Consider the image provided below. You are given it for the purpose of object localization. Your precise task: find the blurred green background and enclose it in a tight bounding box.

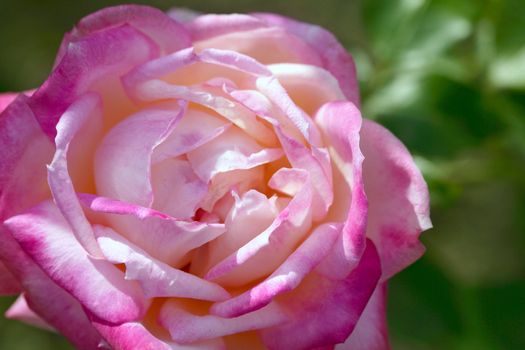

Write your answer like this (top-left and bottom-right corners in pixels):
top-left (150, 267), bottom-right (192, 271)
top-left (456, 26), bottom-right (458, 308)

top-left (1, 0), bottom-right (524, 349)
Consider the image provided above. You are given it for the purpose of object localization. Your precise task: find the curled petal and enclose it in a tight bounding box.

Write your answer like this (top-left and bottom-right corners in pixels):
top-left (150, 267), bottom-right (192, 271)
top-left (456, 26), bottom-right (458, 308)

top-left (95, 225), bottom-right (230, 302)
top-left (160, 300), bottom-right (287, 344)
top-left (211, 222), bottom-right (341, 317)
top-left (4, 200), bottom-right (147, 324)
top-left (259, 240), bottom-right (381, 350)
top-left (361, 120), bottom-right (432, 279)
top-left (94, 103), bottom-right (184, 207)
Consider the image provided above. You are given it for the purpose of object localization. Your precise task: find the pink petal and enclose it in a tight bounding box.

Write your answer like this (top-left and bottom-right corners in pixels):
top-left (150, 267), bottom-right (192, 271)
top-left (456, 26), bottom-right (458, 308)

top-left (30, 24), bottom-right (159, 138)
top-left (259, 240), bottom-right (381, 349)
top-left (274, 126), bottom-right (333, 222)
top-left (336, 284), bottom-right (390, 350)
top-left (47, 93), bottom-right (104, 257)
top-left (198, 190), bottom-right (279, 276)
top-left (314, 101), bottom-right (368, 279)
top-left (95, 225), bottom-right (230, 302)
top-left (159, 300), bottom-right (287, 344)
top-left (268, 63), bottom-right (345, 115)
top-left (0, 227), bottom-right (102, 349)
top-left (94, 103), bottom-right (184, 208)
top-left (205, 168), bottom-right (313, 286)
top-left (4, 200), bottom-right (147, 324)
top-left (0, 92), bottom-right (18, 112)
top-left (93, 321), bottom-right (172, 350)
top-left (361, 120), bottom-right (432, 279)
top-left (0, 95), bottom-right (53, 220)
top-left (79, 194), bottom-right (225, 267)
top-left (254, 13), bottom-right (360, 106)
top-left (0, 261), bottom-right (20, 295)
top-left (210, 222), bottom-right (341, 317)
top-left (194, 27), bottom-right (323, 67)
top-left (5, 294), bottom-right (54, 331)
top-left (187, 127), bottom-right (283, 183)
top-left (74, 5), bottom-right (190, 55)
top-left (184, 14), bottom-right (266, 41)
top-left (151, 158), bottom-right (208, 219)
top-left (152, 108), bottom-right (230, 164)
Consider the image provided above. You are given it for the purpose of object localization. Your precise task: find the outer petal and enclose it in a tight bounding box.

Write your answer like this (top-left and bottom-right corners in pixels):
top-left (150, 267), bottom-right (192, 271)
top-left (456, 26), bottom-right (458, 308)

top-left (259, 240), bottom-right (381, 350)
top-left (72, 5), bottom-right (190, 55)
top-left (336, 284), bottom-right (390, 350)
top-left (5, 294), bottom-right (54, 331)
top-left (183, 14), bottom-right (266, 41)
top-left (361, 120), bottom-right (432, 279)
top-left (0, 95), bottom-right (53, 220)
top-left (314, 101), bottom-right (367, 279)
top-left (4, 200), bottom-right (147, 324)
top-left (29, 24), bottom-right (159, 138)
top-left (0, 92), bottom-right (18, 112)
top-left (0, 261), bottom-right (20, 295)
top-left (0, 227), bottom-right (102, 349)
top-left (254, 13), bottom-right (360, 106)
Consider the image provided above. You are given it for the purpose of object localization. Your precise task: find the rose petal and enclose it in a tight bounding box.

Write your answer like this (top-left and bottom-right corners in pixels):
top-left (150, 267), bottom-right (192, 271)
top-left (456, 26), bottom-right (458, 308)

top-left (0, 261), bottom-right (20, 295)
top-left (30, 24), bottom-right (160, 138)
top-left (151, 158), bottom-right (208, 219)
top-left (211, 222), bottom-right (341, 317)
top-left (160, 300), bottom-right (286, 344)
top-left (254, 13), bottom-right (360, 106)
top-left (205, 168), bottom-right (312, 286)
top-left (259, 240), bottom-right (381, 349)
top-left (0, 92), bottom-right (18, 112)
top-left (187, 127), bottom-right (283, 183)
top-left (4, 200), bottom-right (147, 324)
top-left (152, 108), bottom-right (230, 164)
top-left (95, 224), bottom-right (230, 302)
top-left (0, 95), bottom-right (53, 220)
top-left (47, 93), bottom-right (104, 257)
top-left (361, 120), bottom-right (432, 279)
top-left (94, 103), bottom-right (184, 208)
top-left (194, 27), bottom-right (323, 67)
top-left (314, 101), bottom-right (368, 279)
top-left (79, 194), bottom-right (225, 267)
top-left (336, 284), bottom-right (390, 350)
top-left (268, 63), bottom-right (345, 115)
top-left (0, 227), bottom-right (102, 349)
top-left (184, 14), bottom-right (266, 41)
top-left (5, 294), bottom-right (54, 331)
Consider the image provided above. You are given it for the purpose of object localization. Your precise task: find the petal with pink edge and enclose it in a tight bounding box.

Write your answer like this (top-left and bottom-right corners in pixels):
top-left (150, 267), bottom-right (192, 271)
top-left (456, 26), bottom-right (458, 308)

top-left (94, 321), bottom-right (226, 350)
top-left (183, 14), bottom-right (266, 41)
top-left (314, 101), bottom-right (368, 280)
top-left (205, 168), bottom-right (313, 287)
top-left (5, 294), bottom-right (54, 331)
top-left (79, 194), bottom-right (225, 267)
top-left (0, 92), bottom-right (18, 112)
top-left (0, 95), bottom-right (53, 220)
top-left (0, 261), bottom-right (20, 295)
top-left (4, 200), bottom-right (147, 324)
top-left (361, 120), bottom-right (432, 279)
top-left (47, 93), bottom-right (104, 257)
top-left (210, 222), bottom-right (341, 317)
top-left (0, 227), bottom-right (102, 349)
top-left (94, 103), bottom-right (184, 207)
top-left (30, 24), bottom-right (159, 138)
top-left (336, 284), bottom-right (390, 350)
top-left (254, 13), bottom-right (360, 106)
top-left (259, 240), bottom-right (381, 350)
top-left (95, 224), bottom-right (230, 302)
top-left (160, 300), bottom-right (286, 344)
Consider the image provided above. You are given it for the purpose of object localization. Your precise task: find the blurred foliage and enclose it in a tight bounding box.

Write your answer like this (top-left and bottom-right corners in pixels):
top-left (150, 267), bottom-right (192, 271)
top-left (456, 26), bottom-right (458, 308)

top-left (1, 0), bottom-right (524, 349)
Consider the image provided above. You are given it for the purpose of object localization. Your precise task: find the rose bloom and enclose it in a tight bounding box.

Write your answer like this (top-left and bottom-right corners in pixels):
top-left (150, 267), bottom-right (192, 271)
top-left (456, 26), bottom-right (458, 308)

top-left (0, 5), bottom-right (431, 350)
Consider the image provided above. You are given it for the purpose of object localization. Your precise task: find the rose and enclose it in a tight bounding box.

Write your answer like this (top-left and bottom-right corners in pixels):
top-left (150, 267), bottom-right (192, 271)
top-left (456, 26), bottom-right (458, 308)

top-left (0, 5), bottom-right (431, 349)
